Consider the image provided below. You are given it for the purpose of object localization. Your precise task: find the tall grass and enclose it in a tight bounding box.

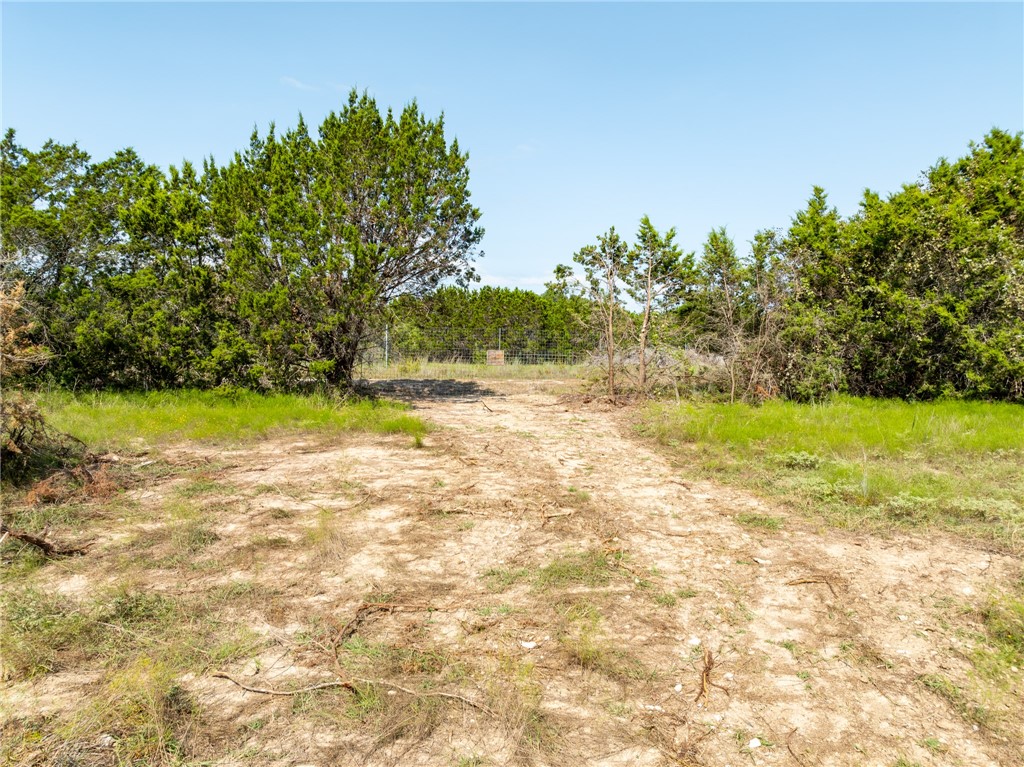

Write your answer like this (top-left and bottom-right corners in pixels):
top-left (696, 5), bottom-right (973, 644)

top-left (642, 396), bottom-right (1024, 549)
top-left (39, 389), bottom-right (426, 450)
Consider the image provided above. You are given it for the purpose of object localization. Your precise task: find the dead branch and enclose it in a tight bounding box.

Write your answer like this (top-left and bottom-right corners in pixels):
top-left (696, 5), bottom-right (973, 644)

top-left (213, 672), bottom-right (355, 696)
top-left (0, 520), bottom-right (87, 557)
top-left (786, 577), bottom-right (838, 598)
top-left (212, 671), bottom-right (494, 715)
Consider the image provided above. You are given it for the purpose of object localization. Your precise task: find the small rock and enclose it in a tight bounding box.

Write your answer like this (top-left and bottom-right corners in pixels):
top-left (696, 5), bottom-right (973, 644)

top-left (674, 683), bottom-right (683, 692)
top-left (752, 557), bottom-right (771, 565)
top-left (688, 636), bottom-right (702, 647)
top-left (963, 586), bottom-right (974, 596)
top-left (747, 737), bottom-right (761, 750)
top-left (723, 672), bottom-right (734, 681)
top-left (387, 690), bottom-right (397, 696)
top-left (898, 615), bottom-right (908, 621)
top-left (98, 734), bottom-right (115, 748)
top-left (520, 641), bottom-right (538, 650)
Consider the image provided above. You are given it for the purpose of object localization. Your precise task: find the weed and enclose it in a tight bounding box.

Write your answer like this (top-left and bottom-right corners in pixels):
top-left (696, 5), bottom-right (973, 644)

top-left (919, 673), bottom-right (990, 726)
top-left (536, 550), bottom-right (614, 589)
top-left (919, 737), bottom-right (947, 753)
top-left (736, 513), bottom-right (783, 531)
top-left (481, 567), bottom-right (530, 591)
top-left (172, 520), bottom-right (220, 554)
top-left (892, 758), bottom-right (922, 767)
top-left (0, 586), bottom-right (95, 677)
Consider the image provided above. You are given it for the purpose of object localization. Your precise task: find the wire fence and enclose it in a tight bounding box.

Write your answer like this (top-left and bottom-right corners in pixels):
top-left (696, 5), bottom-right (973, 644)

top-left (356, 326), bottom-right (602, 378)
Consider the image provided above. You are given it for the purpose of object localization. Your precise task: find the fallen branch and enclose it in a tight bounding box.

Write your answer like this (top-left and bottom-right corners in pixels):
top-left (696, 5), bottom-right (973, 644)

top-left (0, 521), bottom-right (87, 557)
top-left (336, 601), bottom-right (436, 643)
top-left (786, 577), bottom-right (838, 598)
top-left (213, 672), bottom-right (354, 696)
top-left (213, 671), bottom-right (494, 715)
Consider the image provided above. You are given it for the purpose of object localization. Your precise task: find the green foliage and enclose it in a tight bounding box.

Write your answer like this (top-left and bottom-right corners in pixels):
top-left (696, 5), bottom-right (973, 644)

top-left (774, 130), bottom-right (1024, 401)
top-left (211, 93), bottom-right (482, 387)
top-left (387, 285), bottom-right (596, 363)
top-left (1, 92), bottom-right (481, 391)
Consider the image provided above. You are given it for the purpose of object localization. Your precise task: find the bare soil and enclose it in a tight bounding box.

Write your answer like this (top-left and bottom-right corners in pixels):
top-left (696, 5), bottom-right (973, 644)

top-left (3, 380), bottom-right (1022, 766)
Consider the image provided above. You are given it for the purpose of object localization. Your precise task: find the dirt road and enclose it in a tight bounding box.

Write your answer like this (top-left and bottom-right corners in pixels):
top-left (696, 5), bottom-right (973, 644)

top-left (7, 380), bottom-right (1021, 766)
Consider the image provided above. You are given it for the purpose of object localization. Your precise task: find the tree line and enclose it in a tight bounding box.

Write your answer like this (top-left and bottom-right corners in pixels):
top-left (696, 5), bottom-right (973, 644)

top-left (1, 92), bottom-right (481, 390)
top-left (560, 129), bottom-right (1023, 401)
top-left (1, 98), bottom-right (1021, 401)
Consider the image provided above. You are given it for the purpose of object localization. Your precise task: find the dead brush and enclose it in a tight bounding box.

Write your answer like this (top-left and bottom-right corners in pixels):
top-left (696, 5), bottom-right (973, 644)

top-left (24, 462), bottom-right (118, 506)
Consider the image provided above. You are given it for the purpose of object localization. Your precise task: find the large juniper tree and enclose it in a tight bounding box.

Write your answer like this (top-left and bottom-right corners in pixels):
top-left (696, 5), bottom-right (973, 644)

top-left (211, 92), bottom-right (483, 387)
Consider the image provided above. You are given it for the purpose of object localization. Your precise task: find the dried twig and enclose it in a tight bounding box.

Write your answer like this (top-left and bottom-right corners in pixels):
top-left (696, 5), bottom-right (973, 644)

top-left (213, 672), bottom-right (354, 696)
top-left (695, 647), bottom-right (714, 703)
top-left (786, 577), bottom-right (838, 598)
top-left (213, 671), bottom-right (493, 714)
top-left (785, 727), bottom-right (810, 767)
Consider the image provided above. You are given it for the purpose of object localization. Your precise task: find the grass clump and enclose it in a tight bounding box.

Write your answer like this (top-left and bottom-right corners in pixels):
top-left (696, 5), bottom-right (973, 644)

top-left (39, 389), bottom-right (427, 451)
top-left (918, 673), bottom-right (990, 727)
top-left (736, 512), bottom-right (783, 531)
top-left (642, 396), bottom-right (1024, 549)
top-left (536, 550), bottom-right (616, 590)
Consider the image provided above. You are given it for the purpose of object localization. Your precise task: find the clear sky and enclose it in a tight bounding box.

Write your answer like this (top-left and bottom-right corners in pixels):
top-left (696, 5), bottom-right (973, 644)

top-left (3, 2), bottom-right (1022, 289)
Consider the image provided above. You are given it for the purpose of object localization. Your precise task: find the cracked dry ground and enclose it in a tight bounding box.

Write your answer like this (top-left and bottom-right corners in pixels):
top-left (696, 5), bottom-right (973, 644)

top-left (6, 380), bottom-right (1023, 766)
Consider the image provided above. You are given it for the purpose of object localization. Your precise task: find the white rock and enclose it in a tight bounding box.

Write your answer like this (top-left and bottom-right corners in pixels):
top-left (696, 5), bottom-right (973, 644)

top-left (688, 636), bottom-right (702, 647)
top-left (98, 734), bottom-right (115, 748)
top-left (753, 557), bottom-right (771, 565)
top-left (963, 586), bottom-right (974, 596)
top-left (898, 615), bottom-right (908, 621)
top-left (747, 737), bottom-right (761, 750)
top-left (674, 683), bottom-right (683, 692)
top-left (723, 672), bottom-right (734, 680)
top-left (520, 641), bottom-right (538, 650)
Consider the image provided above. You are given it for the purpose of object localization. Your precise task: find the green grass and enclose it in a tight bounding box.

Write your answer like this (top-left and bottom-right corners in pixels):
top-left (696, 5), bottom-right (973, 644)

top-left (37, 389), bottom-right (427, 450)
top-left (642, 396), bottom-right (1024, 549)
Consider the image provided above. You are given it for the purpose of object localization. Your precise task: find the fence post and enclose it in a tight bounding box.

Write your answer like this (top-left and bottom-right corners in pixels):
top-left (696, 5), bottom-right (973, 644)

top-left (498, 327), bottom-right (503, 351)
top-left (384, 325), bottom-right (389, 367)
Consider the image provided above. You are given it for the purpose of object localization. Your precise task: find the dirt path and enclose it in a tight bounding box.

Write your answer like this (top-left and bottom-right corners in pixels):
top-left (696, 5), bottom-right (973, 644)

top-left (5, 380), bottom-right (1021, 766)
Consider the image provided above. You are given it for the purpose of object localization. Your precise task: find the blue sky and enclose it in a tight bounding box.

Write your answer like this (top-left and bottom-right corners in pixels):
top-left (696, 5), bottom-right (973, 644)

top-left (3, 2), bottom-right (1022, 289)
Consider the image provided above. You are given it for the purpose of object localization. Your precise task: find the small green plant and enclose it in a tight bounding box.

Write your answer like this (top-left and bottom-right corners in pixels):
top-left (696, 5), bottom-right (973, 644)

top-left (919, 737), bottom-right (947, 753)
top-left (536, 550), bottom-right (614, 589)
top-left (481, 567), bottom-right (531, 591)
top-left (779, 451), bottom-right (824, 469)
top-left (736, 513), bottom-right (783, 531)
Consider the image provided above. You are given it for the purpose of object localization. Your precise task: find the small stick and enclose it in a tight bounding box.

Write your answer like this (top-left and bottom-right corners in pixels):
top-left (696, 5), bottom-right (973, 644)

top-left (785, 727), bottom-right (809, 767)
top-left (695, 647), bottom-right (714, 703)
top-left (786, 577), bottom-right (838, 598)
top-left (543, 510), bottom-right (575, 520)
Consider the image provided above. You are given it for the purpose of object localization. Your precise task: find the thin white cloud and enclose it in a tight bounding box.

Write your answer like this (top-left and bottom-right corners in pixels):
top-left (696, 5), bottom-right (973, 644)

top-left (280, 76), bottom-right (319, 92)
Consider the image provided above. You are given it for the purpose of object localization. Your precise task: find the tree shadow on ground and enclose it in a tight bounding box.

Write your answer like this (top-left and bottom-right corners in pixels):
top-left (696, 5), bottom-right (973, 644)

top-left (359, 378), bottom-right (498, 402)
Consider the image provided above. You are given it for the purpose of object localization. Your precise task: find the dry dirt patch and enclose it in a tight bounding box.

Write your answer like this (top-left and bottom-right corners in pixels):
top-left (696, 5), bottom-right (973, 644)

top-left (2, 380), bottom-right (1021, 767)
